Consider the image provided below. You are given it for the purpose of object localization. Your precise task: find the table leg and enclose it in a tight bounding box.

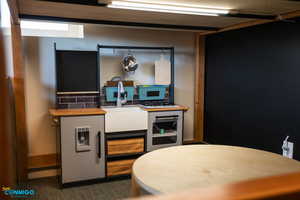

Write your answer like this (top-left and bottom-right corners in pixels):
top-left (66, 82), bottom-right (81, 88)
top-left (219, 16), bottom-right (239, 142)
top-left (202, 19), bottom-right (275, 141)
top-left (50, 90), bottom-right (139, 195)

top-left (131, 175), bottom-right (141, 197)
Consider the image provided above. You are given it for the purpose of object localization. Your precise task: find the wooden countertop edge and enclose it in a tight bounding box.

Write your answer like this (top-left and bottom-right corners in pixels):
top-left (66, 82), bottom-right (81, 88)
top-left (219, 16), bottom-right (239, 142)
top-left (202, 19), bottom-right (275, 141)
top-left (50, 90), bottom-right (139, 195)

top-left (142, 105), bottom-right (189, 112)
top-left (49, 108), bottom-right (106, 117)
top-left (49, 105), bottom-right (188, 117)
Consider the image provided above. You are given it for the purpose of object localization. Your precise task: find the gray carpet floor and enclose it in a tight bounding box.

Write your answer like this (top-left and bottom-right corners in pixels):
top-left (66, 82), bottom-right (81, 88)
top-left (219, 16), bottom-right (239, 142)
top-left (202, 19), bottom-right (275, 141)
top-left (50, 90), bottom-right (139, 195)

top-left (21, 177), bottom-right (132, 200)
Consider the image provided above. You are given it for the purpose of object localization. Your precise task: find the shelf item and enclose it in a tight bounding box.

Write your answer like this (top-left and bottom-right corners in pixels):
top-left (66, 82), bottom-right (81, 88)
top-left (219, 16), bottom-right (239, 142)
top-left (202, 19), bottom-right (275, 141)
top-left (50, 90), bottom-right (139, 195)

top-left (138, 85), bottom-right (168, 101)
top-left (107, 159), bottom-right (136, 177)
top-left (105, 86), bottom-right (135, 102)
top-left (107, 138), bottom-right (144, 156)
top-left (155, 55), bottom-right (171, 85)
top-left (106, 81), bottom-right (134, 87)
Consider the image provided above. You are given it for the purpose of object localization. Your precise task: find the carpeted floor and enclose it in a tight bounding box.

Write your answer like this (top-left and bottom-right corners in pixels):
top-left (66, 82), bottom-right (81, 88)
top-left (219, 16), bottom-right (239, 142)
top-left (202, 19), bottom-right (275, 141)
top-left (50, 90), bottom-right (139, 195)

top-left (21, 177), bottom-right (132, 200)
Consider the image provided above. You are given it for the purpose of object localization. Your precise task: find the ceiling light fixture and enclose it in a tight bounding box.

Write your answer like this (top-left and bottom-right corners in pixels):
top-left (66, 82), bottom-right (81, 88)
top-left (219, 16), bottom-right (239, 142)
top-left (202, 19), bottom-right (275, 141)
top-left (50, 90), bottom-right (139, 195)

top-left (108, 1), bottom-right (230, 16)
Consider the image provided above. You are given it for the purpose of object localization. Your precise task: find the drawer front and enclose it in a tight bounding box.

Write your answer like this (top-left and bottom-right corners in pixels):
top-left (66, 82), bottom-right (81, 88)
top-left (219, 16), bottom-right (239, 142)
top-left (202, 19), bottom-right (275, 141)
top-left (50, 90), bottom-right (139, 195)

top-left (107, 138), bottom-right (144, 155)
top-left (107, 159), bottom-right (135, 176)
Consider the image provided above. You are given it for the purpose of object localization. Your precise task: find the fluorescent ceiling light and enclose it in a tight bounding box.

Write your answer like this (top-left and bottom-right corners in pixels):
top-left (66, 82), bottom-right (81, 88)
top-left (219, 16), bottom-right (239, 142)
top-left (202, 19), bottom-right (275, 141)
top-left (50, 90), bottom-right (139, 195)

top-left (20, 20), bottom-right (69, 31)
top-left (108, 1), bottom-right (230, 16)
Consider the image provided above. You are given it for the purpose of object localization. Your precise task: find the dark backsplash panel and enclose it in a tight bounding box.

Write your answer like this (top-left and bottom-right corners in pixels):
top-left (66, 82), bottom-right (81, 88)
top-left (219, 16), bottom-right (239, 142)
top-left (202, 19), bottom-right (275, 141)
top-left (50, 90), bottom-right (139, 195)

top-left (99, 87), bottom-right (170, 106)
top-left (56, 94), bottom-right (99, 109)
top-left (55, 86), bottom-right (171, 108)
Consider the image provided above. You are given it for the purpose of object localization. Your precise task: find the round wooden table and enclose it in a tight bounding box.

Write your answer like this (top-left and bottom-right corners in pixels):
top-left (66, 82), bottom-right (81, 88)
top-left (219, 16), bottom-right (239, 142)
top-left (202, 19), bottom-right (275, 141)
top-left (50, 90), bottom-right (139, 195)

top-left (131, 145), bottom-right (300, 196)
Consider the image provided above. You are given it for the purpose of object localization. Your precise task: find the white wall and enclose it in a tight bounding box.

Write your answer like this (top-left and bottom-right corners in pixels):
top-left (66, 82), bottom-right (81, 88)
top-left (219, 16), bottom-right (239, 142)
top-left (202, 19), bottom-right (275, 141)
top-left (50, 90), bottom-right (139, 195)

top-left (23, 24), bottom-right (196, 156)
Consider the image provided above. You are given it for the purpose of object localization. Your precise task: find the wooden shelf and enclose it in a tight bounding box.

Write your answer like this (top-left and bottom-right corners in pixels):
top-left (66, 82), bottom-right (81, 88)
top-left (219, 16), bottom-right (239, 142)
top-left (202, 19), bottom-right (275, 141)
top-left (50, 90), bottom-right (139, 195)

top-left (153, 132), bottom-right (177, 138)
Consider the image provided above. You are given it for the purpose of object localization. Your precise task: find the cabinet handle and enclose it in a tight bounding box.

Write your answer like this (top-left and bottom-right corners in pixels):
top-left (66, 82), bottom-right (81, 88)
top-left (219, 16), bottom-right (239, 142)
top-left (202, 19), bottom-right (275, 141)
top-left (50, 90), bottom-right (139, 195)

top-left (98, 131), bottom-right (101, 158)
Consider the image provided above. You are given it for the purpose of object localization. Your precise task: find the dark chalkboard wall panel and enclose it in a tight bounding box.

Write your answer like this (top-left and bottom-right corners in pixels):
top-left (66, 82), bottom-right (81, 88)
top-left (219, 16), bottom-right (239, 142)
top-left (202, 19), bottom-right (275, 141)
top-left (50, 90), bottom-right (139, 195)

top-left (56, 50), bottom-right (98, 92)
top-left (205, 18), bottom-right (300, 160)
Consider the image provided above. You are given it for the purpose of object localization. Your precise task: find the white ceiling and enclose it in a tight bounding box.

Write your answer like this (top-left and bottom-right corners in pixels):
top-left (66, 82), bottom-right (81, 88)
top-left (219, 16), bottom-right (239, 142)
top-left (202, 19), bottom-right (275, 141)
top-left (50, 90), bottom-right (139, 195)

top-left (17, 0), bottom-right (300, 32)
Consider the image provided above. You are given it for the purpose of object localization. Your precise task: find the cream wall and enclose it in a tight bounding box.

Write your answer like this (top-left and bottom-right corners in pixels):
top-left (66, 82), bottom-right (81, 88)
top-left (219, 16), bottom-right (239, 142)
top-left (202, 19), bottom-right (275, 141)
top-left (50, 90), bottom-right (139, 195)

top-left (23, 24), bottom-right (196, 156)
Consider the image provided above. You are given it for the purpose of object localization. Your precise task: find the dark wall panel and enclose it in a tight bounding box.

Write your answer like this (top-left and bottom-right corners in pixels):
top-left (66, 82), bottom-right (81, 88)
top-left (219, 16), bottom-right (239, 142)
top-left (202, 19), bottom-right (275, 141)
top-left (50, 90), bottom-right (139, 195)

top-left (56, 50), bottom-right (98, 92)
top-left (205, 19), bottom-right (300, 160)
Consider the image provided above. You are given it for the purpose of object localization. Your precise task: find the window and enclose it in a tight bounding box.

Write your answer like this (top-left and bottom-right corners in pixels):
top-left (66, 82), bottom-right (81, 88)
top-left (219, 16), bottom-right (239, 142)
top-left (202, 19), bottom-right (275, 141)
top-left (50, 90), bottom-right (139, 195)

top-left (20, 20), bottom-right (84, 38)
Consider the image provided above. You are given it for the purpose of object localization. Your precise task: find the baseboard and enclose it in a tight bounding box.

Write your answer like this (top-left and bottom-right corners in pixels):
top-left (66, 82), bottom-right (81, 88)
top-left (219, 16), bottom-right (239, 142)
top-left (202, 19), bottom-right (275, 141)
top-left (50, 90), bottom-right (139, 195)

top-left (28, 153), bottom-right (59, 171)
top-left (183, 139), bottom-right (208, 145)
top-left (28, 169), bottom-right (58, 180)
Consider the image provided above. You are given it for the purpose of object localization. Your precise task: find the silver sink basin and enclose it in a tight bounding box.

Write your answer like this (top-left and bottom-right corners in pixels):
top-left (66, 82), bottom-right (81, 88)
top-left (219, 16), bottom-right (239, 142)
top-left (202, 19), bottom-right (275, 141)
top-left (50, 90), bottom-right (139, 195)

top-left (102, 106), bottom-right (148, 133)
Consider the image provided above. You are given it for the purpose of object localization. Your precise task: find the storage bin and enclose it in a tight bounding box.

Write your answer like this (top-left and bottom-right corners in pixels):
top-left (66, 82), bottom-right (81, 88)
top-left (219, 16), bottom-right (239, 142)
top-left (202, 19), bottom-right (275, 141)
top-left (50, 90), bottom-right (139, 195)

top-left (138, 85), bottom-right (168, 101)
top-left (105, 87), bottom-right (134, 102)
top-left (107, 137), bottom-right (144, 155)
top-left (107, 159), bottom-right (136, 177)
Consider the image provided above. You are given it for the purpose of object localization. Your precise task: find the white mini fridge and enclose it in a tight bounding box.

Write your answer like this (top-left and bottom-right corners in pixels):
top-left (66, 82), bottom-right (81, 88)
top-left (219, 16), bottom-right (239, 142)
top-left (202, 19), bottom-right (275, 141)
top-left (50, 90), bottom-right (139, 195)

top-left (60, 115), bottom-right (105, 185)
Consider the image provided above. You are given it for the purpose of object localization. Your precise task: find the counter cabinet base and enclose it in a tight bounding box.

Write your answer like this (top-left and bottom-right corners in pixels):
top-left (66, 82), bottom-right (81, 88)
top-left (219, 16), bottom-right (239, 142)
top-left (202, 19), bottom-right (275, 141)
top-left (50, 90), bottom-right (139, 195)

top-left (105, 130), bottom-right (147, 178)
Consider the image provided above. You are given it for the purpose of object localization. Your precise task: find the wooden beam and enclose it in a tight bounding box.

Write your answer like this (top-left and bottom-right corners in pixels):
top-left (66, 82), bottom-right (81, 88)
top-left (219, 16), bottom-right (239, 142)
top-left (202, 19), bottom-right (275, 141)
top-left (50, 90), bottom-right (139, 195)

top-left (0, 18), bottom-right (17, 200)
top-left (131, 172), bottom-right (300, 200)
top-left (6, 0), bottom-right (20, 25)
top-left (11, 22), bottom-right (28, 182)
top-left (194, 34), bottom-right (205, 142)
top-left (199, 10), bottom-right (300, 36)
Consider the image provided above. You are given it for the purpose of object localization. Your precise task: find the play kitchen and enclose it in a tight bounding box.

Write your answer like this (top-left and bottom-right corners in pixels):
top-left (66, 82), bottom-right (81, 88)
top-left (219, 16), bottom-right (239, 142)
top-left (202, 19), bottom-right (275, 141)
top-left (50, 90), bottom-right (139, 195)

top-left (50, 44), bottom-right (188, 187)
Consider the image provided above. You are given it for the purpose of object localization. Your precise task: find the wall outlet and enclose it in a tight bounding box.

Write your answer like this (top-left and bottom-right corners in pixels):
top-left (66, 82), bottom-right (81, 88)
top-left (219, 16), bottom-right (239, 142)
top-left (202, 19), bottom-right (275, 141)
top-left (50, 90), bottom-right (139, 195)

top-left (282, 140), bottom-right (294, 159)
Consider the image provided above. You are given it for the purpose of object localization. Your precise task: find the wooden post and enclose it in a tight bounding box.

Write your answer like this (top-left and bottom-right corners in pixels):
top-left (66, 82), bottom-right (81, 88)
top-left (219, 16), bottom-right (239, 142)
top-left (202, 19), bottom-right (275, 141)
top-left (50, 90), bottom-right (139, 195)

top-left (194, 34), bottom-right (205, 142)
top-left (10, 22), bottom-right (28, 182)
top-left (131, 174), bottom-right (141, 197)
top-left (0, 13), bottom-right (17, 200)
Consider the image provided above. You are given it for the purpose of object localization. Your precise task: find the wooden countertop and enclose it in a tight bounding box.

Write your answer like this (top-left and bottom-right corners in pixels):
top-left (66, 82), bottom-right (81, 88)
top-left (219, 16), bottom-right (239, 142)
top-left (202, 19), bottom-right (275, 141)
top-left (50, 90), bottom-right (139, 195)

top-left (49, 108), bottom-right (106, 117)
top-left (141, 105), bottom-right (189, 112)
top-left (132, 145), bottom-right (300, 194)
top-left (49, 105), bottom-right (188, 117)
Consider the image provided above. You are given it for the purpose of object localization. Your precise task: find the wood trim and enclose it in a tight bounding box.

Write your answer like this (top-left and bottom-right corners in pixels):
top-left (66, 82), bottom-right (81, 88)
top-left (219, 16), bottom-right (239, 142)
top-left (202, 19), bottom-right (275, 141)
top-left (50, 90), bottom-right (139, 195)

top-left (6, 0), bottom-right (20, 25)
top-left (11, 23), bottom-right (28, 182)
top-left (131, 172), bottom-right (300, 200)
top-left (142, 105), bottom-right (189, 112)
top-left (49, 108), bottom-right (106, 117)
top-left (28, 154), bottom-right (58, 170)
top-left (0, 17), bottom-right (17, 199)
top-left (194, 34), bottom-right (205, 142)
top-left (199, 10), bottom-right (300, 36)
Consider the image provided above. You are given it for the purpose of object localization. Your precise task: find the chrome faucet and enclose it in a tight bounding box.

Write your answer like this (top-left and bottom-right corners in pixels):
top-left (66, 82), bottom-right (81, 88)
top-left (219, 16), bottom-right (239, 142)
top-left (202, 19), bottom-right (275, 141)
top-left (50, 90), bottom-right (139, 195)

top-left (117, 81), bottom-right (127, 107)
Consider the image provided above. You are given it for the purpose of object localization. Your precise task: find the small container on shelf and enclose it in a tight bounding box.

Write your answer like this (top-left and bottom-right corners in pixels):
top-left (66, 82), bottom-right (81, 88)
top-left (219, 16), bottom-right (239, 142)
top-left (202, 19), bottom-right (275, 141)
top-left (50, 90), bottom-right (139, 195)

top-left (105, 86), bottom-right (135, 102)
top-left (137, 85), bottom-right (169, 101)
